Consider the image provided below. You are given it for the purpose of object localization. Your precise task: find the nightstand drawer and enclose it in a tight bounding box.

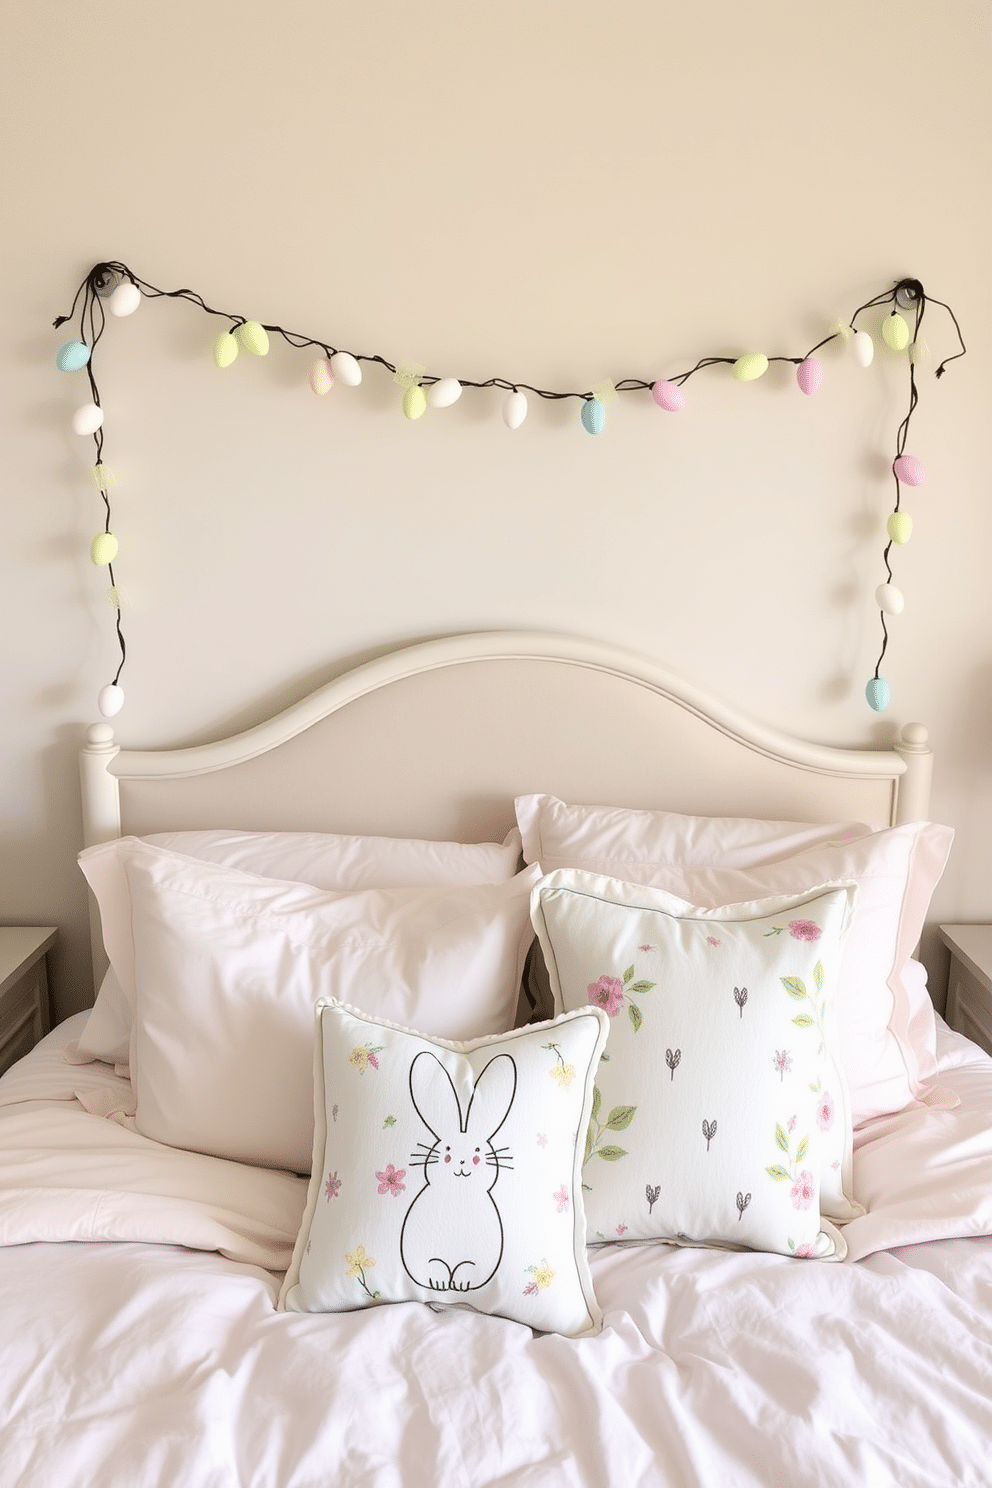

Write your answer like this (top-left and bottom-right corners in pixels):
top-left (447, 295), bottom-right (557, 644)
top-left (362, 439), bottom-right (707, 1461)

top-left (947, 961), bottom-right (992, 1057)
top-left (0, 929), bottom-right (56, 1079)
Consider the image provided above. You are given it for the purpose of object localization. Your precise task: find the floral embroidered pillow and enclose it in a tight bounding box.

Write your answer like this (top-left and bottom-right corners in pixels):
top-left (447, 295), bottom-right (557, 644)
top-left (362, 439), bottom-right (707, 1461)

top-left (279, 1001), bottom-right (608, 1336)
top-left (530, 871), bottom-right (858, 1260)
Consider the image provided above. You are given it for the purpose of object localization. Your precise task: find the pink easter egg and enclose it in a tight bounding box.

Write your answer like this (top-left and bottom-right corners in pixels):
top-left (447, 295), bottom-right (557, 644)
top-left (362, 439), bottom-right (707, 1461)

top-left (651, 379), bottom-right (685, 412)
top-left (893, 454), bottom-right (925, 487)
top-left (796, 357), bottom-right (823, 396)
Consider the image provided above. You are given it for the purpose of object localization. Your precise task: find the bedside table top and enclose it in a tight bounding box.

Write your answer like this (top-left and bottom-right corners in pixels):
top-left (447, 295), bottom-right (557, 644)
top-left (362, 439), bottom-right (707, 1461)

top-left (939, 924), bottom-right (992, 989)
top-left (0, 928), bottom-right (57, 993)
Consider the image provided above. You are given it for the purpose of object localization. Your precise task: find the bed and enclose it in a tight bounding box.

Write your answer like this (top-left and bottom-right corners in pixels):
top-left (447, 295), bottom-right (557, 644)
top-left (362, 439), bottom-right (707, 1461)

top-left (2, 630), bottom-right (991, 1488)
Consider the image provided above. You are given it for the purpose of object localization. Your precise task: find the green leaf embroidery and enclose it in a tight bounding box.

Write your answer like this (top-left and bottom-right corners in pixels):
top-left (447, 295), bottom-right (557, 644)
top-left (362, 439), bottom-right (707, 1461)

top-left (622, 965), bottom-right (635, 984)
top-left (606, 1105), bottom-right (637, 1131)
top-left (596, 1145), bottom-right (629, 1162)
top-left (591, 1085), bottom-right (602, 1121)
top-left (628, 1001), bottom-right (643, 1033)
top-left (766, 1164), bottom-right (791, 1181)
top-left (796, 1135), bottom-right (809, 1163)
top-left (584, 1125), bottom-right (595, 1161)
top-left (775, 1124), bottom-right (790, 1153)
top-left (630, 980), bottom-right (656, 994)
top-left (781, 977), bottom-right (807, 1000)
top-left (813, 961), bottom-right (824, 992)
top-left (792, 1013), bottom-right (816, 1029)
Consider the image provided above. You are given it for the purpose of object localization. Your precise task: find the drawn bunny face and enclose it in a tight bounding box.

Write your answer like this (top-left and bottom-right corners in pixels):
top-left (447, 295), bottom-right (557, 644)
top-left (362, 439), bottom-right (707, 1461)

top-left (400, 1051), bottom-right (516, 1293)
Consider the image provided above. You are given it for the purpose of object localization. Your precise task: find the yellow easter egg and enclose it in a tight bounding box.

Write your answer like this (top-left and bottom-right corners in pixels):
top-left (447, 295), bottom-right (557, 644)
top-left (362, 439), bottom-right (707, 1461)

top-left (881, 313), bottom-right (910, 351)
top-left (214, 331), bottom-right (239, 368)
top-left (90, 531), bottom-right (119, 566)
top-left (238, 320), bottom-right (270, 356)
top-left (402, 384), bottom-right (427, 420)
top-left (732, 353), bottom-right (769, 382)
top-left (886, 511), bottom-right (913, 544)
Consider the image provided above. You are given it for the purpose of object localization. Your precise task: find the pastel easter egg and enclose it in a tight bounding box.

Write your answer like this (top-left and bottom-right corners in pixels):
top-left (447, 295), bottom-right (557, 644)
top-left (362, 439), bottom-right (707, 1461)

top-left (865, 677), bottom-right (891, 712)
top-left (90, 531), bottom-right (119, 566)
top-left (893, 454), bottom-right (925, 487)
top-left (97, 683), bottom-right (125, 718)
top-left (238, 320), bottom-right (270, 356)
top-left (651, 379), bottom-right (685, 412)
top-left (732, 353), bottom-right (768, 382)
top-left (309, 357), bottom-right (335, 395)
top-left (108, 282), bottom-right (141, 317)
top-left (875, 582), bottom-right (905, 615)
top-left (503, 389), bottom-right (528, 429)
top-left (331, 351), bottom-right (362, 387)
top-left (886, 511), bottom-right (913, 544)
top-left (580, 397), bottom-right (606, 434)
top-left (402, 384), bottom-right (427, 420)
top-left (72, 402), bottom-right (104, 435)
top-left (214, 331), bottom-right (239, 368)
top-left (796, 357), bottom-right (824, 396)
top-left (881, 313), bottom-right (910, 351)
top-left (56, 340), bottom-right (91, 372)
top-left (428, 377), bottom-right (462, 409)
top-left (851, 330), bottom-right (874, 367)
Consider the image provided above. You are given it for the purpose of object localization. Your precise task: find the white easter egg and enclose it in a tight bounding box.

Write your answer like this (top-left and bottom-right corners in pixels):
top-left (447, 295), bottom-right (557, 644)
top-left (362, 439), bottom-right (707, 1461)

top-left (851, 330), bottom-right (875, 367)
top-left (428, 377), bottom-right (462, 408)
top-left (109, 282), bottom-right (141, 317)
top-left (72, 402), bottom-right (104, 435)
top-left (503, 390), bottom-right (528, 429)
top-left (309, 358), bottom-right (335, 395)
top-left (875, 582), bottom-right (905, 615)
top-left (331, 352), bottom-right (362, 387)
top-left (97, 683), bottom-right (125, 717)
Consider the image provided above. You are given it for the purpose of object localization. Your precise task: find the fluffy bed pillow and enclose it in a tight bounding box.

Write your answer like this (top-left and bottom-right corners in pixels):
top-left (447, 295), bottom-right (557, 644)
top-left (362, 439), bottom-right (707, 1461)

top-left (76, 827), bottom-right (522, 1068)
top-left (279, 1000), bottom-right (608, 1337)
top-left (531, 871), bottom-right (858, 1259)
top-left (517, 796), bottom-right (954, 1123)
top-left (109, 839), bottom-right (540, 1172)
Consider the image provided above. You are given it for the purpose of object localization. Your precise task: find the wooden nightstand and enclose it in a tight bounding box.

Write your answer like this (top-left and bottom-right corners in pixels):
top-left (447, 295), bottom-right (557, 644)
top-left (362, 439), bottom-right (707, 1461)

top-left (0, 927), bottom-right (57, 1078)
top-left (939, 925), bottom-right (992, 1058)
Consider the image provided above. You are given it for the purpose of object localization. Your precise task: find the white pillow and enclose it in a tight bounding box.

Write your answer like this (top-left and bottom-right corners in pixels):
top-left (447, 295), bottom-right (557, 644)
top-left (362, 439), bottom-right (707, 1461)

top-left (531, 871), bottom-right (858, 1258)
top-left (76, 827), bottom-right (522, 1068)
top-left (516, 796), bottom-right (954, 1123)
top-left (279, 1000), bottom-right (608, 1337)
top-left (115, 840), bottom-right (540, 1172)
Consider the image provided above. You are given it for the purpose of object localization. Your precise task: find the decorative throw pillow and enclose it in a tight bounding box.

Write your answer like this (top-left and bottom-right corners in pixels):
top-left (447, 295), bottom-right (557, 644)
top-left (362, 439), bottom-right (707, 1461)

top-left (76, 828), bottom-right (523, 1069)
top-left (113, 840), bottom-right (541, 1172)
top-left (516, 796), bottom-right (954, 1123)
top-left (530, 871), bottom-right (858, 1259)
top-left (280, 1001), bottom-right (608, 1337)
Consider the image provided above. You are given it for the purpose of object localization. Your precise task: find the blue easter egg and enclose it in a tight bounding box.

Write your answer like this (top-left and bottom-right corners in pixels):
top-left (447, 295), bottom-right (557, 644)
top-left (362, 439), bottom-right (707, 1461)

top-left (56, 340), bottom-right (91, 372)
top-left (865, 677), bottom-right (891, 711)
top-left (580, 397), bottom-right (606, 435)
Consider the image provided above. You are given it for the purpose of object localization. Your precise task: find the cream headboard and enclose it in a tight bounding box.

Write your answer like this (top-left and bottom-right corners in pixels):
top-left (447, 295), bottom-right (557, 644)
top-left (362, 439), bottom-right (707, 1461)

top-left (79, 631), bottom-right (932, 981)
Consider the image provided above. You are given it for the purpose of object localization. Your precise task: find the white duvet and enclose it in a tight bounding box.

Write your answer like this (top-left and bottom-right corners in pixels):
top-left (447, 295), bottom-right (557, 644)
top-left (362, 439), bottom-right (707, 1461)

top-left (1, 1016), bottom-right (991, 1488)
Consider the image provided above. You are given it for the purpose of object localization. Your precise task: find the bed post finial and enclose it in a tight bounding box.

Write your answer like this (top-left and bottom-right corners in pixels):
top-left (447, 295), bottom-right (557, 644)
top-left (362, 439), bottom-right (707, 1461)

top-left (893, 722), bottom-right (933, 825)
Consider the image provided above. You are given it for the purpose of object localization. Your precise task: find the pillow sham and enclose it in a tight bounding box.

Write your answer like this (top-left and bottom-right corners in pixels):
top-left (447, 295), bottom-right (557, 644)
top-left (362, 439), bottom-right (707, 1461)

top-left (115, 839), bottom-right (540, 1172)
top-left (76, 826), bottom-right (522, 1068)
top-left (279, 1000), bottom-right (608, 1337)
top-left (531, 871), bottom-right (858, 1258)
top-left (516, 796), bottom-right (954, 1123)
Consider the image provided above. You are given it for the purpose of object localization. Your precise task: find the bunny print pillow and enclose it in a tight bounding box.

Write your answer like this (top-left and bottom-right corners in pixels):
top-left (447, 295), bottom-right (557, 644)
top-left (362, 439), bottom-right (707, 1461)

top-left (280, 1000), bottom-right (609, 1337)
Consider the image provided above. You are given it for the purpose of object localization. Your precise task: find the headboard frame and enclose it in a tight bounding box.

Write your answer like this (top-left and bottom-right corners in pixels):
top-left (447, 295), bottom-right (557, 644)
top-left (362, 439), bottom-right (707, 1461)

top-left (79, 631), bottom-right (931, 985)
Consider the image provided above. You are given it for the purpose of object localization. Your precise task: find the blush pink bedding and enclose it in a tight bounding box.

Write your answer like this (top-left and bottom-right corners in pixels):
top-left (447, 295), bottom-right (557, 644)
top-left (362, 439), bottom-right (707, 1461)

top-left (1, 1015), bottom-right (991, 1488)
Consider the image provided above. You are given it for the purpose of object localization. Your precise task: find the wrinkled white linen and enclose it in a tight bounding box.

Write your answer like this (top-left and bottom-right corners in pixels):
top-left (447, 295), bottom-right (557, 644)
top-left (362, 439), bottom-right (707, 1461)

top-left (1, 1017), bottom-right (991, 1487)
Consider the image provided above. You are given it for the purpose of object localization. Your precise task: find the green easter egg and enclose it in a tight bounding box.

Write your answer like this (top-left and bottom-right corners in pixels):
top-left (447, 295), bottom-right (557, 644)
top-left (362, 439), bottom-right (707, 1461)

top-left (881, 313), bottom-right (910, 351)
top-left (886, 511), bottom-right (913, 544)
top-left (238, 320), bottom-right (270, 356)
top-left (732, 353), bottom-right (769, 382)
top-left (214, 331), bottom-right (239, 368)
top-left (90, 532), bottom-right (119, 566)
top-left (403, 384), bottom-right (427, 420)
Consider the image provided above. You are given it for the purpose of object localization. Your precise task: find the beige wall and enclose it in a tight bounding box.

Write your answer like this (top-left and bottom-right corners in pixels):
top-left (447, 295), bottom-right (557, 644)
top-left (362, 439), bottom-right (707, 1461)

top-left (2, 0), bottom-right (990, 1019)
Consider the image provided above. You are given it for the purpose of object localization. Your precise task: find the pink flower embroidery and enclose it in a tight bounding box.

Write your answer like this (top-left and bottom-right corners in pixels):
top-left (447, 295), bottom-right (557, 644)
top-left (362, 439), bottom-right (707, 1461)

top-left (553, 1185), bottom-right (570, 1213)
top-left (817, 1093), bottom-right (835, 1131)
top-left (788, 919), bottom-right (821, 942)
top-left (638, 944), bottom-right (654, 953)
top-left (773, 1049), bottom-right (793, 1081)
top-left (536, 1133), bottom-right (549, 1148)
top-left (324, 1170), bottom-right (341, 1201)
top-left (616, 1223), bottom-right (628, 1236)
top-left (587, 974), bottom-right (625, 1017)
top-left (706, 936), bottom-right (721, 947)
top-left (790, 1169), bottom-right (816, 1210)
top-left (793, 1243), bottom-right (817, 1258)
top-left (375, 1163), bottom-right (406, 1197)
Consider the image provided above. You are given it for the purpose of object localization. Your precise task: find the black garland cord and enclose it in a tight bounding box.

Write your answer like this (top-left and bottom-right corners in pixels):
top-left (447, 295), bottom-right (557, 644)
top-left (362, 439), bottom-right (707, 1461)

top-left (55, 264), bottom-right (966, 711)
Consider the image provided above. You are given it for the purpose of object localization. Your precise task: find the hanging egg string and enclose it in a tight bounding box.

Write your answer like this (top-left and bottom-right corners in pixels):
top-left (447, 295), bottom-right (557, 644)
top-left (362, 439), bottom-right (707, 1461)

top-left (53, 263), bottom-right (965, 719)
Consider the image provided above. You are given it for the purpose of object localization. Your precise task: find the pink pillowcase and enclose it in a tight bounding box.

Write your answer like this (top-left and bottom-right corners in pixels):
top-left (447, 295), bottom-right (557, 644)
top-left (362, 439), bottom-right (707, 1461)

top-left (516, 796), bottom-right (955, 1124)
